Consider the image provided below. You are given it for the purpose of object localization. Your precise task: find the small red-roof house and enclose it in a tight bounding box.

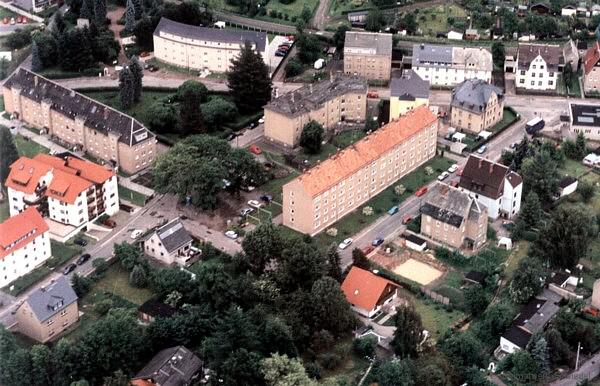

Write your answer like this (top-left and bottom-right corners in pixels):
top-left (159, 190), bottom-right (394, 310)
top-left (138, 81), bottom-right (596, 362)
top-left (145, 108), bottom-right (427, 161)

top-left (341, 266), bottom-right (401, 318)
top-left (583, 41), bottom-right (600, 94)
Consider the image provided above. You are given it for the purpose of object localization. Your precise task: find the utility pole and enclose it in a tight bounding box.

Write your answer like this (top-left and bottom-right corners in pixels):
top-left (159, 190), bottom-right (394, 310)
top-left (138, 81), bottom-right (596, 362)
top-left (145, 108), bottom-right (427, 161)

top-left (576, 341), bottom-right (581, 370)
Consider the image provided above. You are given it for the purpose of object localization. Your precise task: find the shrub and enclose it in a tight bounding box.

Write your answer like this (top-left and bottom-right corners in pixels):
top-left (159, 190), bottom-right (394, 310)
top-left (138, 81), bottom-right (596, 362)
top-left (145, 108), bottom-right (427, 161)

top-left (326, 227), bottom-right (338, 237)
top-left (318, 352), bottom-right (341, 370)
top-left (362, 206), bottom-right (374, 216)
top-left (305, 362), bottom-right (321, 379)
top-left (424, 166), bottom-right (434, 176)
top-left (353, 336), bottom-right (377, 358)
top-left (95, 299), bottom-right (113, 316)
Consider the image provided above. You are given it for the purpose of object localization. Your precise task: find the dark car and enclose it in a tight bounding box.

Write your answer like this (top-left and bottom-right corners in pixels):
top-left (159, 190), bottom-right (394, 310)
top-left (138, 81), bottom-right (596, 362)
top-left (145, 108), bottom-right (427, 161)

top-left (226, 132), bottom-right (237, 141)
top-left (76, 253), bottom-right (91, 265)
top-left (275, 50), bottom-right (287, 57)
top-left (260, 194), bottom-right (273, 203)
top-left (74, 238), bottom-right (87, 246)
top-left (63, 263), bottom-right (77, 275)
top-left (371, 238), bottom-right (384, 247)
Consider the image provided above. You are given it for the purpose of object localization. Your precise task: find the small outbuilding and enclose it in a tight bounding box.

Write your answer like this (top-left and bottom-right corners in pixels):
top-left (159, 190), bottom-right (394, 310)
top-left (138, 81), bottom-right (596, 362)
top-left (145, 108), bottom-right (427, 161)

top-left (558, 176), bottom-right (578, 197)
top-left (404, 233), bottom-right (427, 252)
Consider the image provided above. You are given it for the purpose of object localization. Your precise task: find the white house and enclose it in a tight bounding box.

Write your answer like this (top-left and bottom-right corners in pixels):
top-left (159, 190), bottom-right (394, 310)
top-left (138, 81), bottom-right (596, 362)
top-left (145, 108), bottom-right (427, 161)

top-left (516, 43), bottom-right (562, 91)
top-left (341, 266), bottom-right (400, 318)
top-left (458, 155), bottom-right (523, 220)
top-left (447, 30), bottom-right (463, 40)
top-left (6, 154), bottom-right (119, 242)
top-left (0, 207), bottom-right (51, 288)
top-left (561, 5), bottom-right (577, 16)
top-left (411, 44), bottom-right (493, 87)
top-left (142, 218), bottom-right (199, 267)
top-left (558, 176), bottom-right (578, 197)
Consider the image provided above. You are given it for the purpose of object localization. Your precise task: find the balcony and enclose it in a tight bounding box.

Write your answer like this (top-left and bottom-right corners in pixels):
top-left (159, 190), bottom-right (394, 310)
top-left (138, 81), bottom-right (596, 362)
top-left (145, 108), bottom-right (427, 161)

top-left (23, 195), bottom-right (46, 206)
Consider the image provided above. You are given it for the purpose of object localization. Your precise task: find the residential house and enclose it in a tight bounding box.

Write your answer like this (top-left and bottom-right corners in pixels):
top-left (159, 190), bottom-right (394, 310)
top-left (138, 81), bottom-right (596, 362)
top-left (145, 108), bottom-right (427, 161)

top-left (142, 217), bottom-right (198, 267)
top-left (13, 0), bottom-right (54, 12)
top-left (389, 70), bottom-right (430, 119)
top-left (450, 79), bottom-right (505, 134)
top-left (264, 75), bottom-right (368, 147)
top-left (153, 17), bottom-right (268, 73)
top-left (403, 233), bottom-right (427, 252)
top-left (530, 2), bottom-right (550, 14)
top-left (15, 276), bottom-right (79, 343)
top-left (561, 5), bottom-right (577, 16)
top-left (569, 103), bottom-right (600, 140)
top-left (516, 43), bottom-right (562, 91)
top-left (344, 31), bottom-right (393, 81)
top-left (132, 346), bottom-right (203, 386)
top-left (557, 176), bottom-right (578, 197)
top-left (0, 207), bottom-right (50, 288)
top-left (347, 11), bottom-right (368, 28)
top-left (3, 68), bottom-right (156, 174)
top-left (282, 105), bottom-right (438, 235)
top-left (458, 155), bottom-right (523, 219)
top-left (341, 266), bottom-right (400, 318)
top-left (499, 289), bottom-right (561, 355)
top-left (465, 28), bottom-right (479, 40)
top-left (548, 271), bottom-right (582, 299)
top-left (411, 44), bottom-right (493, 87)
top-left (420, 183), bottom-right (488, 250)
top-left (138, 299), bottom-right (180, 324)
top-left (563, 39), bottom-right (580, 71)
top-left (6, 154), bottom-right (119, 241)
top-left (583, 41), bottom-right (600, 94)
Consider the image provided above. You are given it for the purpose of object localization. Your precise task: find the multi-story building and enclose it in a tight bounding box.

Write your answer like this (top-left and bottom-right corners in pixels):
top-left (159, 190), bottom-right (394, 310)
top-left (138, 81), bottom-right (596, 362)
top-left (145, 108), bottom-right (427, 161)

top-left (411, 44), bottom-right (493, 87)
top-left (13, 0), bottom-right (54, 12)
top-left (583, 41), bottom-right (600, 94)
top-left (3, 68), bottom-right (156, 175)
top-left (153, 17), bottom-right (267, 73)
top-left (15, 276), bottom-right (79, 342)
top-left (282, 105), bottom-right (438, 235)
top-left (450, 79), bottom-right (505, 134)
top-left (264, 75), bottom-right (368, 147)
top-left (420, 183), bottom-right (488, 250)
top-left (569, 102), bottom-right (600, 140)
top-left (458, 155), bottom-right (523, 220)
top-left (6, 154), bottom-right (119, 241)
top-left (389, 70), bottom-right (430, 120)
top-left (0, 207), bottom-right (51, 288)
top-left (143, 217), bottom-right (199, 267)
top-left (344, 31), bottom-right (393, 81)
top-left (516, 43), bottom-right (562, 91)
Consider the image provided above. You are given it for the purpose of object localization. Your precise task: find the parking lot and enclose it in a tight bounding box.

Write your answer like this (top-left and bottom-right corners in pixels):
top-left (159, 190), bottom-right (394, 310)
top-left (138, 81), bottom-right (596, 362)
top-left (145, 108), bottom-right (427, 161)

top-left (266, 35), bottom-right (293, 73)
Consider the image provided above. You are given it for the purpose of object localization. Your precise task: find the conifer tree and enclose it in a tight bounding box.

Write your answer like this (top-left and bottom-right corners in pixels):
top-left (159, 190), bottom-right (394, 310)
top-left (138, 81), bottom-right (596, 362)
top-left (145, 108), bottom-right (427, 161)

top-left (125, 0), bottom-right (136, 31)
top-left (93, 0), bottom-right (107, 25)
top-left (80, 0), bottom-right (94, 20)
top-left (119, 67), bottom-right (135, 109)
top-left (227, 40), bottom-right (272, 113)
top-left (31, 40), bottom-right (43, 71)
top-left (129, 56), bottom-right (143, 102)
top-left (0, 126), bottom-right (19, 184)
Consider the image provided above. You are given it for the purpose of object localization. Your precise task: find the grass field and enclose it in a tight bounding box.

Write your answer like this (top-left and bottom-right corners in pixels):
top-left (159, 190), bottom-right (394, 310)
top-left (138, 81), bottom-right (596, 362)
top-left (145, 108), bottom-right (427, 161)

top-left (415, 4), bottom-right (467, 36)
top-left (504, 241), bottom-right (530, 280)
top-left (399, 288), bottom-right (465, 338)
top-left (92, 264), bottom-right (154, 305)
top-left (48, 240), bottom-right (82, 268)
top-left (14, 134), bottom-right (50, 157)
top-left (560, 159), bottom-right (591, 178)
top-left (118, 184), bottom-right (149, 206)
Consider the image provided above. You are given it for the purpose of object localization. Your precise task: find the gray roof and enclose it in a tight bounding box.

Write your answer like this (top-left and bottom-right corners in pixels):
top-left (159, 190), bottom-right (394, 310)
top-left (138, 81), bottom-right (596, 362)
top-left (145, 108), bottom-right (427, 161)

top-left (390, 70), bottom-right (429, 100)
top-left (134, 346), bottom-right (203, 386)
top-left (412, 44), bottom-right (492, 72)
top-left (451, 79), bottom-right (504, 115)
top-left (154, 17), bottom-right (267, 52)
top-left (421, 183), bottom-right (482, 228)
top-left (344, 31), bottom-right (393, 56)
top-left (518, 43), bottom-right (563, 71)
top-left (154, 218), bottom-right (193, 253)
top-left (4, 68), bottom-right (154, 147)
top-left (25, 277), bottom-right (78, 322)
top-left (412, 44), bottom-right (453, 67)
top-left (265, 75), bottom-right (368, 117)
top-left (570, 103), bottom-right (600, 127)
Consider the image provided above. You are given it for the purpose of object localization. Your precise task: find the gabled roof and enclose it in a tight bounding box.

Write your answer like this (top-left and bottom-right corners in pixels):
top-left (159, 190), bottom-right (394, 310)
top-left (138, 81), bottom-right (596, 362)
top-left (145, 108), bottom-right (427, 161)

top-left (133, 346), bottom-right (202, 386)
top-left (421, 183), bottom-right (482, 227)
top-left (583, 41), bottom-right (600, 75)
top-left (341, 267), bottom-right (400, 311)
top-left (517, 43), bottom-right (562, 71)
top-left (34, 154), bottom-right (114, 184)
top-left (138, 299), bottom-right (179, 318)
top-left (24, 276), bottom-right (78, 322)
top-left (390, 70), bottom-right (429, 100)
top-left (458, 155), bottom-right (521, 199)
top-left (451, 79), bottom-right (504, 115)
top-left (0, 207), bottom-right (49, 259)
top-left (344, 31), bottom-right (393, 56)
top-left (45, 168), bottom-right (92, 204)
top-left (558, 175), bottom-right (577, 188)
top-left (152, 218), bottom-right (193, 253)
top-left (5, 156), bottom-right (53, 194)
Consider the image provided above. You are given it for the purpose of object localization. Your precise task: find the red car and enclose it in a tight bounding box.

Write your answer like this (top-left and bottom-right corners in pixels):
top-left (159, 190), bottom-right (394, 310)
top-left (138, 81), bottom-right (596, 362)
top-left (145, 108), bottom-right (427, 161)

top-left (415, 186), bottom-right (428, 197)
top-left (3, 18), bottom-right (8, 24)
top-left (457, 167), bottom-right (464, 176)
top-left (402, 215), bottom-right (412, 225)
top-left (450, 180), bottom-right (459, 188)
top-left (249, 144), bottom-right (262, 155)
top-left (362, 246), bottom-right (374, 255)
top-left (367, 91), bottom-right (379, 98)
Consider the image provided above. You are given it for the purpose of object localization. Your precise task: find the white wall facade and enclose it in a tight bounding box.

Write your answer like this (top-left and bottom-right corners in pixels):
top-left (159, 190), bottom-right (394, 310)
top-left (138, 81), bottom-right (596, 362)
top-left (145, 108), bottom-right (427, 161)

top-left (516, 55), bottom-right (558, 90)
top-left (413, 65), bottom-right (492, 87)
top-left (501, 180), bottom-right (522, 219)
top-left (0, 231), bottom-right (51, 287)
top-left (500, 336), bottom-right (522, 354)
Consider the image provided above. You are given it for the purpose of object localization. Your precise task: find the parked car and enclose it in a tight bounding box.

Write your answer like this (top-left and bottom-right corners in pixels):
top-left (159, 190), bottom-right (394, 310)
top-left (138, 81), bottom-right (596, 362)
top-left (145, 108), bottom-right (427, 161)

top-left (248, 199), bottom-right (262, 208)
top-left (415, 186), bottom-right (428, 197)
top-left (448, 164), bottom-right (459, 173)
top-left (277, 45), bottom-right (290, 51)
top-left (103, 219), bottom-right (116, 228)
top-left (76, 253), bottom-right (91, 265)
top-left (437, 171), bottom-right (449, 181)
top-left (450, 180), bottom-right (459, 188)
top-left (338, 238), bottom-right (353, 250)
top-left (476, 145), bottom-right (487, 154)
top-left (226, 132), bottom-right (237, 141)
top-left (275, 50), bottom-right (287, 57)
top-left (63, 263), bottom-right (77, 275)
top-left (148, 65), bottom-right (158, 72)
top-left (388, 206), bottom-right (399, 215)
top-left (260, 194), bottom-right (273, 203)
top-left (249, 145), bottom-right (262, 155)
top-left (258, 117), bottom-right (265, 124)
top-left (10, 17), bottom-right (15, 25)
top-left (362, 246), bottom-right (374, 255)
top-left (367, 91), bottom-right (379, 98)
top-left (240, 208), bottom-right (253, 216)
top-left (74, 238), bottom-right (87, 246)
top-left (225, 230), bottom-right (238, 239)
top-left (240, 185), bottom-right (256, 192)
top-left (402, 215), bottom-right (412, 225)
top-left (371, 237), bottom-right (384, 247)
top-left (130, 229), bottom-right (143, 239)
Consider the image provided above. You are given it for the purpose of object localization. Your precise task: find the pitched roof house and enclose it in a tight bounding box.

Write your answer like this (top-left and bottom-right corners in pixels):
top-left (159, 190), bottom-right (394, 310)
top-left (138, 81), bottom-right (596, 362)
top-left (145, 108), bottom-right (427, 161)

top-left (138, 299), bottom-right (180, 324)
top-left (341, 266), bottom-right (400, 318)
top-left (583, 41), bottom-right (600, 94)
top-left (450, 79), bottom-right (505, 134)
top-left (516, 44), bottom-right (563, 91)
top-left (389, 70), bottom-right (430, 119)
top-left (142, 218), bottom-right (198, 267)
top-left (132, 346), bottom-right (203, 386)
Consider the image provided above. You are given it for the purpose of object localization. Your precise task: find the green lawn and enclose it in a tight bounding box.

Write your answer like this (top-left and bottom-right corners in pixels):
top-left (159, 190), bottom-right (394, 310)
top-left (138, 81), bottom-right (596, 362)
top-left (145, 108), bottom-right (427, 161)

top-left (14, 134), bottom-right (50, 157)
top-left (92, 264), bottom-right (154, 305)
top-left (400, 288), bottom-right (465, 339)
top-left (560, 159), bottom-right (590, 179)
top-left (328, 0), bottom-right (370, 18)
top-left (489, 108), bottom-right (518, 134)
top-left (3, 265), bottom-right (52, 296)
top-left (260, 0), bottom-right (319, 25)
top-left (331, 129), bottom-right (366, 149)
top-left (118, 184), bottom-right (149, 206)
top-left (48, 240), bottom-right (82, 268)
top-left (415, 4), bottom-right (467, 36)
top-left (504, 241), bottom-right (530, 280)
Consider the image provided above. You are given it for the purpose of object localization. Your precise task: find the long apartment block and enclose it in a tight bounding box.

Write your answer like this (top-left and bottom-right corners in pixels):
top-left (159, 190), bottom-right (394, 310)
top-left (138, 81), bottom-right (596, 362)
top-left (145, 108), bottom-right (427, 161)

top-left (283, 105), bottom-right (438, 235)
top-left (3, 68), bottom-right (156, 174)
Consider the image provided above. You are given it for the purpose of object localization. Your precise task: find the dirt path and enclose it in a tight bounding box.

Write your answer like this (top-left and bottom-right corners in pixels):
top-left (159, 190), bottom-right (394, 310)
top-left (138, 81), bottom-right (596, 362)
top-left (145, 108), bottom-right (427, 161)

top-left (312, 0), bottom-right (332, 30)
top-left (107, 7), bottom-right (127, 64)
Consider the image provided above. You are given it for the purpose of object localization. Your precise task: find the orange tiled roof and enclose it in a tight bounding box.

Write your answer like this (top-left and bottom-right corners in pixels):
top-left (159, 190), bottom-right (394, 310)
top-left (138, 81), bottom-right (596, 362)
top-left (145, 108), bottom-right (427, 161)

top-left (33, 154), bottom-right (114, 184)
top-left (45, 168), bottom-right (92, 204)
top-left (296, 105), bottom-right (436, 197)
top-left (5, 156), bottom-right (53, 194)
top-left (584, 41), bottom-right (600, 75)
top-left (341, 266), bottom-right (400, 311)
top-left (130, 380), bottom-right (154, 386)
top-left (0, 207), bottom-right (48, 259)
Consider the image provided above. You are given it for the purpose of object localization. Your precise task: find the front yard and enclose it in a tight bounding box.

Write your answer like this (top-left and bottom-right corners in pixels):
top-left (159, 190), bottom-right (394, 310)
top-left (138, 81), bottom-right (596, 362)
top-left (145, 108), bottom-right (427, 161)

top-left (118, 184), bottom-right (150, 206)
top-left (14, 134), bottom-right (50, 157)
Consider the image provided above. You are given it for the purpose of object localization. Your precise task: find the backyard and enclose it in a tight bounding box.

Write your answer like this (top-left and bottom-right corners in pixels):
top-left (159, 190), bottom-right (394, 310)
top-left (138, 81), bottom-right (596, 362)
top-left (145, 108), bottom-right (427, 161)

top-left (14, 134), bottom-right (50, 157)
top-left (118, 184), bottom-right (150, 206)
top-left (414, 4), bottom-right (468, 36)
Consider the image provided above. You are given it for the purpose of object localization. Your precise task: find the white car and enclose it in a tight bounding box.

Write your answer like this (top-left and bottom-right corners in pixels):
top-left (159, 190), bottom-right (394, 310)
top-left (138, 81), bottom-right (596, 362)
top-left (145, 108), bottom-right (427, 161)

top-left (338, 238), bottom-right (353, 250)
top-left (477, 145), bottom-right (487, 154)
top-left (437, 172), bottom-right (449, 181)
top-left (130, 229), bottom-right (143, 239)
top-left (258, 117), bottom-right (265, 124)
top-left (247, 200), bottom-right (262, 208)
top-left (240, 208), bottom-right (253, 216)
top-left (448, 164), bottom-right (459, 173)
top-left (225, 230), bottom-right (238, 239)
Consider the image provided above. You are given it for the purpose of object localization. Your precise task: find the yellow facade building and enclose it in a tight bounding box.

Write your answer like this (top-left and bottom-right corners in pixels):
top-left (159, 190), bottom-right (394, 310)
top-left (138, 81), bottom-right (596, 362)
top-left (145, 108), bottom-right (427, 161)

top-left (389, 70), bottom-right (430, 120)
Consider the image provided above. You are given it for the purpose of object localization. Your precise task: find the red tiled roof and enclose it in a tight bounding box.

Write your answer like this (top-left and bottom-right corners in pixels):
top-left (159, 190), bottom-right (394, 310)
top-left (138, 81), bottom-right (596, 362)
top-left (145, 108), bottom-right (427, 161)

top-left (45, 168), bottom-right (92, 204)
top-left (5, 157), bottom-right (53, 194)
top-left (295, 106), bottom-right (437, 197)
top-left (130, 380), bottom-right (154, 386)
top-left (584, 41), bottom-right (600, 75)
top-left (0, 207), bottom-right (48, 259)
top-left (33, 154), bottom-right (114, 184)
top-left (341, 266), bottom-right (400, 312)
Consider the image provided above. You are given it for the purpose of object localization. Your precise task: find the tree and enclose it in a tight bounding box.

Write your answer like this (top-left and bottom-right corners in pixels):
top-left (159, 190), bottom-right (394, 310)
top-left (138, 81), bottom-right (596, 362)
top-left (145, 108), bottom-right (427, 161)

top-left (351, 248), bottom-right (369, 269)
top-left (131, 0), bottom-right (143, 19)
top-left (146, 102), bottom-right (178, 133)
top-left (0, 126), bottom-right (19, 184)
top-left (31, 40), bottom-right (43, 72)
top-left (439, 331), bottom-right (485, 368)
top-left (400, 12), bottom-right (417, 34)
top-left (202, 97), bottom-right (238, 131)
top-left (125, 0), bottom-right (136, 31)
top-left (529, 335), bottom-right (550, 375)
top-left (93, 0), bottom-right (107, 25)
top-left (390, 303), bottom-right (424, 358)
top-left (241, 223), bottom-right (283, 274)
top-left (464, 285), bottom-right (489, 317)
top-left (509, 258), bottom-right (545, 303)
top-left (276, 238), bottom-right (326, 292)
top-left (285, 58), bottom-right (303, 78)
top-left (296, 33), bottom-right (320, 64)
top-left (376, 359), bottom-right (416, 386)
top-left (103, 370), bottom-right (129, 386)
top-left (261, 353), bottom-right (315, 386)
top-left (362, 206), bottom-right (373, 216)
top-left (71, 273), bottom-right (91, 297)
top-left (521, 150), bottom-right (560, 203)
top-left (510, 350), bottom-right (539, 380)
top-left (513, 192), bottom-right (542, 238)
top-left (474, 301), bottom-right (516, 346)
top-left (364, 114), bottom-right (378, 132)
top-left (129, 56), bottom-right (143, 103)
top-left (310, 277), bottom-right (356, 335)
top-left (333, 25), bottom-right (349, 51)
top-left (129, 264), bottom-right (147, 287)
top-left (80, 0), bottom-right (93, 19)
top-left (300, 4), bottom-right (312, 23)
top-left (179, 83), bottom-right (204, 134)
top-left (575, 132), bottom-right (587, 158)
top-left (58, 28), bottom-right (94, 72)
top-left (563, 62), bottom-right (573, 89)
top-left (227, 40), bottom-right (272, 113)
top-left (353, 336), bottom-right (377, 358)
top-left (299, 121), bottom-right (324, 154)
top-left (118, 67), bottom-right (135, 109)
top-left (365, 7), bottom-right (385, 32)
top-left (491, 42), bottom-right (505, 69)
top-left (578, 180), bottom-right (596, 203)
top-left (394, 184), bottom-right (406, 196)
top-left (30, 345), bottom-right (52, 386)
top-left (325, 245), bottom-right (342, 282)
top-left (176, 79), bottom-right (208, 103)
top-left (534, 205), bottom-right (595, 269)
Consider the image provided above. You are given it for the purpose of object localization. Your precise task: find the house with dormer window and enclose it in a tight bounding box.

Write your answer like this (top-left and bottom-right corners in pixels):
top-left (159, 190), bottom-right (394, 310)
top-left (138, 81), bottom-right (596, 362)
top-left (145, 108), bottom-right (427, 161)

top-left (516, 43), bottom-right (562, 91)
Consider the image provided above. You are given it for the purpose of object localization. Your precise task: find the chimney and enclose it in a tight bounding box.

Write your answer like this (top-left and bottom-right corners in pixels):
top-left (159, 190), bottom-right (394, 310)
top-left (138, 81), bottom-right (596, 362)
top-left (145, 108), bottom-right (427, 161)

top-left (478, 158), bottom-right (483, 168)
top-left (489, 162), bottom-right (493, 174)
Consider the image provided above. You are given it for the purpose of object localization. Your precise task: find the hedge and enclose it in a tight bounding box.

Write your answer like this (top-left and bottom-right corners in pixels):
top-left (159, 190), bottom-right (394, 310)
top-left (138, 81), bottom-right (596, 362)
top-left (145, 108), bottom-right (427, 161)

top-left (41, 67), bottom-right (104, 79)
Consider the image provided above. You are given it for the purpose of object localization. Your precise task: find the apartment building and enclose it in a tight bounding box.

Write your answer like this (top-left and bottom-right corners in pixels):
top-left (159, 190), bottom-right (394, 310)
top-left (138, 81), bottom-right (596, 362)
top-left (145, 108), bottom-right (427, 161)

top-left (583, 41), bottom-right (600, 94)
top-left (153, 17), bottom-right (267, 73)
top-left (458, 155), bottom-right (523, 220)
top-left (450, 79), bottom-right (505, 134)
top-left (389, 70), bottom-right (430, 120)
top-left (0, 207), bottom-right (51, 288)
top-left (15, 276), bottom-right (79, 343)
top-left (420, 183), bottom-right (488, 250)
top-left (516, 43), bottom-right (562, 91)
top-left (264, 75), bottom-right (368, 147)
top-left (411, 44), bottom-right (493, 87)
top-left (569, 103), bottom-right (600, 141)
top-left (14, 0), bottom-right (55, 12)
top-left (344, 31), bottom-right (393, 81)
top-left (283, 105), bottom-right (438, 235)
top-left (3, 68), bottom-right (156, 174)
top-left (143, 217), bottom-right (199, 267)
top-left (6, 154), bottom-right (119, 241)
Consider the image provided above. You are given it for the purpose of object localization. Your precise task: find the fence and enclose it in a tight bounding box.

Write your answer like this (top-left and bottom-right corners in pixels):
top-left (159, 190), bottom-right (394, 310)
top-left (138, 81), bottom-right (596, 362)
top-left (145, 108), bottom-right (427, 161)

top-left (421, 286), bottom-right (450, 306)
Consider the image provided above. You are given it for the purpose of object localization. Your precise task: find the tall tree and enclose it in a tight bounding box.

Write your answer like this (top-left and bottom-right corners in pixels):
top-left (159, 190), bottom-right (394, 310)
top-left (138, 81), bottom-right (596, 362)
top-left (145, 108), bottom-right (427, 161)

top-left (509, 258), bottom-right (545, 303)
top-left (31, 40), bottom-right (43, 72)
top-left (376, 359), bottom-right (416, 386)
top-left (242, 223), bottom-right (283, 274)
top-left (310, 277), bottom-right (356, 335)
top-left (464, 285), bottom-right (489, 317)
top-left (276, 238), bottom-right (326, 293)
top-left (299, 120), bottom-right (324, 154)
top-left (93, 0), bottom-right (106, 25)
top-left (333, 25), bottom-right (349, 51)
top-left (325, 245), bottom-right (342, 282)
top-left (131, 0), bottom-right (143, 19)
top-left (563, 62), bottom-right (573, 89)
top-left (575, 131), bottom-right (587, 158)
top-left (80, 0), bottom-right (94, 19)
top-left (261, 353), bottom-right (315, 386)
top-left (118, 66), bottom-right (135, 109)
top-left (365, 7), bottom-right (385, 32)
top-left (129, 56), bottom-right (143, 103)
top-left (390, 303), bottom-right (424, 358)
top-left (491, 42), bottom-right (505, 69)
top-left (513, 191), bottom-right (543, 238)
top-left (179, 81), bottom-right (204, 134)
top-left (521, 150), bottom-right (560, 203)
top-left (528, 335), bottom-right (550, 375)
top-left (351, 248), bottom-right (370, 269)
top-left (201, 97), bottom-right (238, 131)
top-left (438, 331), bottom-right (485, 368)
top-left (227, 40), bottom-right (272, 113)
top-left (0, 126), bottom-right (19, 184)
top-left (125, 0), bottom-right (136, 31)
top-left (30, 345), bottom-right (53, 386)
